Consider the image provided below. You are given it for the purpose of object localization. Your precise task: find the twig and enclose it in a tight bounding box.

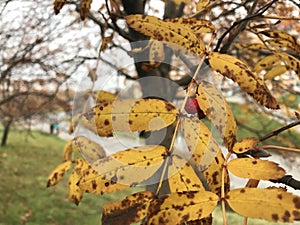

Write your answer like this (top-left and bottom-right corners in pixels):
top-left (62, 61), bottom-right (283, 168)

top-left (259, 120), bottom-right (300, 142)
top-left (261, 145), bottom-right (300, 153)
top-left (270, 175), bottom-right (300, 190)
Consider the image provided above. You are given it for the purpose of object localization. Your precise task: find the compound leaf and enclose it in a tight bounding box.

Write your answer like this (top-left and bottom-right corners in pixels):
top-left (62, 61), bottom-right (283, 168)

top-left (227, 158), bottom-right (286, 180)
top-left (264, 65), bottom-right (288, 80)
top-left (73, 136), bottom-right (106, 163)
top-left (93, 90), bottom-right (116, 104)
top-left (68, 158), bottom-right (89, 205)
top-left (125, 14), bottom-right (206, 56)
top-left (102, 191), bottom-right (154, 225)
top-left (209, 52), bottom-right (279, 109)
top-left (146, 191), bottom-right (218, 225)
top-left (195, 81), bottom-right (237, 150)
top-left (81, 98), bottom-right (178, 137)
top-left (78, 145), bottom-right (167, 193)
top-left (182, 116), bottom-right (221, 168)
top-left (168, 154), bottom-right (205, 193)
top-left (63, 139), bottom-right (73, 161)
top-left (232, 138), bottom-right (259, 154)
top-left (226, 188), bottom-right (300, 222)
top-left (47, 160), bottom-right (72, 187)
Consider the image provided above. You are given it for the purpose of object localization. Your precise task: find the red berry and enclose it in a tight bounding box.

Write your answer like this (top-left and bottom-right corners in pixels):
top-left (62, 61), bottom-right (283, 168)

top-left (185, 98), bottom-right (200, 114)
top-left (184, 98), bottom-right (206, 119)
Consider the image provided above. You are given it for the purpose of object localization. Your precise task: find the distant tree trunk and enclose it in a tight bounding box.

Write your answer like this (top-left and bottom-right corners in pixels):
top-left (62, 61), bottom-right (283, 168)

top-left (1, 118), bottom-right (12, 146)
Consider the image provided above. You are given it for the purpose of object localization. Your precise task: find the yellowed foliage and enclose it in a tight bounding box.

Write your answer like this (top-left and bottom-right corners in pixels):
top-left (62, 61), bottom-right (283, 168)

top-left (254, 54), bottom-right (281, 73)
top-left (235, 43), bottom-right (268, 51)
top-left (78, 145), bottom-right (167, 193)
top-left (81, 98), bottom-right (178, 137)
top-left (264, 65), bottom-right (288, 80)
top-left (227, 158), bottom-right (286, 180)
top-left (168, 155), bottom-right (204, 193)
top-left (146, 191), bottom-right (219, 224)
top-left (209, 52), bottom-right (279, 109)
top-left (195, 81), bottom-right (237, 150)
top-left (53, 0), bottom-right (66, 14)
top-left (196, 0), bottom-right (210, 11)
top-left (275, 52), bottom-right (300, 77)
top-left (172, 0), bottom-right (189, 6)
top-left (63, 139), bottom-right (73, 161)
top-left (226, 188), bottom-right (300, 222)
top-left (202, 150), bottom-right (230, 196)
top-left (100, 34), bottom-right (114, 52)
top-left (102, 191), bottom-right (154, 225)
top-left (148, 39), bottom-right (165, 69)
top-left (260, 30), bottom-right (299, 46)
top-left (166, 18), bottom-right (215, 35)
top-left (80, 0), bottom-right (92, 19)
top-left (73, 136), bottom-right (106, 163)
top-left (266, 39), bottom-right (299, 52)
top-left (47, 160), bottom-right (72, 187)
top-left (182, 116), bottom-right (221, 168)
top-left (68, 158), bottom-right (89, 205)
top-left (93, 90), bottom-right (116, 103)
top-left (125, 15), bottom-right (206, 56)
top-left (232, 138), bottom-right (259, 154)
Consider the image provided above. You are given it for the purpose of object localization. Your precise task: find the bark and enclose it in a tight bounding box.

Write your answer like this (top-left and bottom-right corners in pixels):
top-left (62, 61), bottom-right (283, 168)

top-left (1, 118), bottom-right (12, 146)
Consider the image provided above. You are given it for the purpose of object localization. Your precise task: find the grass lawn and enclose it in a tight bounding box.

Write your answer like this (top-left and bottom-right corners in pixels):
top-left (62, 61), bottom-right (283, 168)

top-left (0, 129), bottom-right (142, 225)
top-left (0, 113), bottom-right (299, 225)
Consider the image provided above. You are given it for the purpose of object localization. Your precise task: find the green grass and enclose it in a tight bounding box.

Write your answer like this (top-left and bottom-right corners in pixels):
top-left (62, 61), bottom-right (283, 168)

top-left (0, 129), bottom-right (142, 225)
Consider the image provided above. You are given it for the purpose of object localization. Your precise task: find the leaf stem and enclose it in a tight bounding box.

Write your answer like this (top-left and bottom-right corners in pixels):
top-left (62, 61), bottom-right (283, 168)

top-left (221, 151), bottom-right (232, 225)
top-left (261, 145), bottom-right (300, 153)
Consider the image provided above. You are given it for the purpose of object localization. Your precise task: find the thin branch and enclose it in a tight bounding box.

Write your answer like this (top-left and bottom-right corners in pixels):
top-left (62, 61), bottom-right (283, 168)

top-left (215, 0), bottom-right (277, 53)
top-left (270, 175), bottom-right (300, 190)
top-left (259, 120), bottom-right (300, 142)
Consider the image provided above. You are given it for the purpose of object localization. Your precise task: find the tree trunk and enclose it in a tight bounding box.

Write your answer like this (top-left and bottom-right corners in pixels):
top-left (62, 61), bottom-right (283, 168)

top-left (1, 118), bottom-right (12, 146)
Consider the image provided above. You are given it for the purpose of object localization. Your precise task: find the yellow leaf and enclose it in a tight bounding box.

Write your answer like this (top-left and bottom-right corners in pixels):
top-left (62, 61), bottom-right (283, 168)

top-left (78, 145), bottom-right (167, 193)
top-left (260, 30), bottom-right (298, 45)
top-left (100, 34), bottom-right (114, 52)
top-left (73, 136), bottom-right (106, 163)
top-left (209, 52), bottom-right (279, 109)
top-left (264, 65), bottom-right (288, 80)
top-left (235, 43), bottom-right (268, 51)
top-left (202, 150), bottom-right (230, 196)
top-left (147, 39), bottom-right (165, 69)
top-left (68, 158), bottom-right (89, 205)
top-left (166, 18), bottom-right (215, 35)
top-left (102, 191), bottom-right (154, 225)
top-left (226, 187), bottom-right (300, 222)
top-left (254, 54), bottom-right (281, 73)
top-left (63, 139), bottom-right (73, 161)
top-left (182, 116), bottom-right (221, 167)
top-left (227, 158), bottom-right (286, 180)
top-left (168, 155), bottom-right (204, 193)
top-left (125, 15), bottom-right (206, 56)
top-left (80, 0), bottom-right (92, 19)
top-left (53, 0), bottom-right (66, 14)
top-left (47, 160), bottom-right (72, 187)
top-left (78, 166), bottom-right (130, 194)
top-left (172, 0), bottom-right (189, 6)
top-left (195, 81), bottom-right (237, 150)
top-left (196, 0), bottom-right (210, 11)
top-left (275, 52), bottom-right (300, 77)
top-left (80, 98), bottom-right (178, 137)
top-left (266, 39), bottom-right (300, 53)
top-left (93, 90), bottom-right (116, 104)
top-left (147, 191), bottom-right (219, 224)
top-left (232, 138), bottom-right (259, 154)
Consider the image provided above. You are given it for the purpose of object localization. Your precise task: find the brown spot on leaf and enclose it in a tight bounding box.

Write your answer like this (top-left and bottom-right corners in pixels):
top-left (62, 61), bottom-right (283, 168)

top-left (104, 119), bottom-right (110, 126)
top-left (272, 214), bottom-right (279, 221)
top-left (293, 197), bottom-right (300, 209)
